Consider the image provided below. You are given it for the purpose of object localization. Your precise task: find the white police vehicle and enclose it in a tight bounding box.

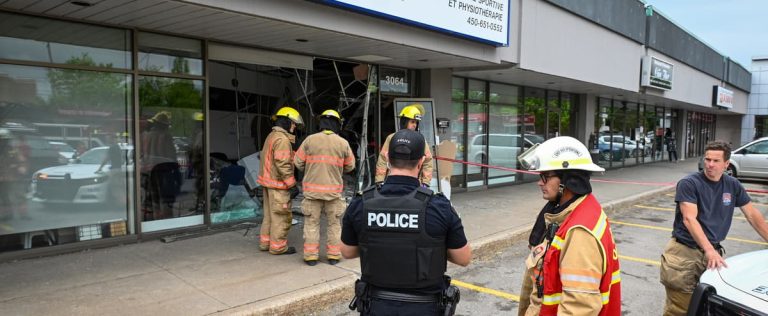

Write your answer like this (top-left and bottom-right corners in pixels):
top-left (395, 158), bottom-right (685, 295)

top-left (688, 249), bottom-right (768, 315)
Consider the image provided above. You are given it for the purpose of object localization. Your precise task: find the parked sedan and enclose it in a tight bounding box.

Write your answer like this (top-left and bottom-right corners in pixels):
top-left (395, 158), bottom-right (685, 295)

top-left (698, 137), bottom-right (768, 179)
top-left (688, 249), bottom-right (768, 315)
top-left (30, 145), bottom-right (133, 204)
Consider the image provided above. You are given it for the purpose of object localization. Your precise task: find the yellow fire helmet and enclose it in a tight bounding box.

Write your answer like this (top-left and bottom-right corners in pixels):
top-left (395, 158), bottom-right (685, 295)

top-left (273, 106), bottom-right (304, 125)
top-left (193, 112), bottom-right (204, 121)
top-left (518, 136), bottom-right (605, 172)
top-left (320, 109), bottom-right (342, 122)
top-left (399, 103), bottom-right (425, 121)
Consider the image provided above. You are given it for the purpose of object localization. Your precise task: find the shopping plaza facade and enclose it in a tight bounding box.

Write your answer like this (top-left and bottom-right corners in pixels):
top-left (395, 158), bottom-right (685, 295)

top-left (0, 0), bottom-right (752, 258)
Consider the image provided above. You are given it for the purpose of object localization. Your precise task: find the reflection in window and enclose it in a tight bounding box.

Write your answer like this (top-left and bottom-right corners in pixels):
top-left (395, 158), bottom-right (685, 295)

top-left (0, 12), bottom-right (130, 69)
top-left (139, 76), bottom-right (204, 231)
top-left (138, 32), bottom-right (203, 75)
top-left (0, 63), bottom-right (133, 252)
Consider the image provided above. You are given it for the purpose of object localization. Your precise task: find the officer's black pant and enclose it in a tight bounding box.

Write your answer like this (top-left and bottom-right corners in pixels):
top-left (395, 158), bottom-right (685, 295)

top-left (363, 298), bottom-right (440, 316)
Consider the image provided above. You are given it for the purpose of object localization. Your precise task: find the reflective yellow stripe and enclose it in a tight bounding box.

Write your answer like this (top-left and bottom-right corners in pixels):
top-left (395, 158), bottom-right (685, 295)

top-left (551, 236), bottom-right (564, 250)
top-left (592, 212), bottom-right (607, 239)
top-left (546, 157), bottom-right (594, 168)
top-left (601, 292), bottom-right (610, 304)
top-left (611, 269), bottom-right (621, 285)
top-left (542, 293), bottom-right (562, 305)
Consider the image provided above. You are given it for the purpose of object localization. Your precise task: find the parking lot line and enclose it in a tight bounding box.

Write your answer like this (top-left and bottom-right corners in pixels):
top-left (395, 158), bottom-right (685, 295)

top-left (452, 279), bottom-right (520, 302)
top-left (619, 254), bottom-right (660, 266)
top-left (633, 204), bottom-right (761, 222)
top-left (612, 220), bottom-right (768, 245)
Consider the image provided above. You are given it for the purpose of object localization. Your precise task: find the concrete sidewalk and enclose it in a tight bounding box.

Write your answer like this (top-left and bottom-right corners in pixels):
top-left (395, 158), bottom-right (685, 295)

top-left (0, 160), bottom-right (697, 316)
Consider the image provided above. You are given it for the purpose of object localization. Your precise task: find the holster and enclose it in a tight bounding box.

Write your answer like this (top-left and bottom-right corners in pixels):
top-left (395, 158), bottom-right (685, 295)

top-left (348, 279), bottom-right (370, 313)
top-left (441, 276), bottom-right (461, 316)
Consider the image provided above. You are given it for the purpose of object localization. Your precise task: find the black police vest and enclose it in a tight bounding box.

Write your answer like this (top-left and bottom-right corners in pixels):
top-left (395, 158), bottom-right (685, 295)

top-left (359, 185), bottom-right (447, 289)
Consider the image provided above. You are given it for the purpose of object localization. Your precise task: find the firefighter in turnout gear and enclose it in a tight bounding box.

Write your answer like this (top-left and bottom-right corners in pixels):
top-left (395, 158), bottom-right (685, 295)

top-left (375, 103), bottom-right (434, 186)
top-left (517, 136), bottom-right (621, 316)
top-left (294, 109), bottom-right (356, 266)
top-left (341, 129), bottom-right (471, 316)
top-left (258, 106), bottom-right (303, 255)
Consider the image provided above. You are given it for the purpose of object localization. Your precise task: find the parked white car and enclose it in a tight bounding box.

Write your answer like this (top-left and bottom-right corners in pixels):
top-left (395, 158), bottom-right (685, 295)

top-left (31, 145), bottom-right (133, 204)
top-left (468, 134), bottom-right (541, 167)
top-left (688, 249), bottom-right (768, 315)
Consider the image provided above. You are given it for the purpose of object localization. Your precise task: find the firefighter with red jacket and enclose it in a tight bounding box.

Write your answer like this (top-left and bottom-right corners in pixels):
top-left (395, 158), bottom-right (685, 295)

top-left (517, 136), bottom-right (621, 316)
top-left (294, 109), bottom-right (355, 266)
top-left (258, 106), bottom-right (303, 255)
top-left (375, 103), bottom-right (433, 186)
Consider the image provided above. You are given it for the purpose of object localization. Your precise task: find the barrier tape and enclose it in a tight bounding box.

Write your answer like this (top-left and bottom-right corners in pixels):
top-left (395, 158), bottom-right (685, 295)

top-left (434, 156), bottom-right (768, 194)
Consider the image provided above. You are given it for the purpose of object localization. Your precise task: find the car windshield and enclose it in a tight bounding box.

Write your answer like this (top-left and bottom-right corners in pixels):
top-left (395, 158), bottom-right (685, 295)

top-left (77, 148), bottom-right (106, 164)
top-left (50, 142), bottom-right (75, 152)
top-left (525, 134), bottom-right (545, 144)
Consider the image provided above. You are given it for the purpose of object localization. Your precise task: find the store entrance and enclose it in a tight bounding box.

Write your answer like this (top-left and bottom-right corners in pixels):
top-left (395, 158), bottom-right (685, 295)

top-left (206, 52), bottom-right (374, 225)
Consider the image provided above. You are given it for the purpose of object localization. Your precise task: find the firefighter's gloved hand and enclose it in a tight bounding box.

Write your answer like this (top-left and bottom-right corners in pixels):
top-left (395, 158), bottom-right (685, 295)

top-left (289, 186), bottom-right (300, 199)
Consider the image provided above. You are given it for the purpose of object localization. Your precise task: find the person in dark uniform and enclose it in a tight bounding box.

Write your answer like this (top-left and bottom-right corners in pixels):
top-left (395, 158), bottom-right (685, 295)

top-left (341, 129), bottom-right (471, 316)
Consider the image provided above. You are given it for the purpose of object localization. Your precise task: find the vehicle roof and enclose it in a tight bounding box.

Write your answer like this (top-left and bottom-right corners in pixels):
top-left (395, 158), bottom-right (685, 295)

top-left (735, 137), bottom-right (768, 151)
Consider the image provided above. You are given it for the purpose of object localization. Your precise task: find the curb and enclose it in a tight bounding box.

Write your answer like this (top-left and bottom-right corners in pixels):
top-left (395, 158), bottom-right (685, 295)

top-left (227, 186), bottom-right (677, 315)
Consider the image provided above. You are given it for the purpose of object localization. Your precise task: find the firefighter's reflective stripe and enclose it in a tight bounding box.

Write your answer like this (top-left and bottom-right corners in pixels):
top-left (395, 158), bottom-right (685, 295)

top-left (273, 149), bottom-right (292, 159)
top-left (260, 235), bottom-right (270, 243)
top-left (592, 212), bottom-right (608, 239)
top-left (551, 236), bottom-right (564, 250)
top-left (271, 239), bottom-right (287, 249)
top-left (258, 175), bottom-right (296, 189)
top-left (327, 244), bottom-right (341, 255)
top-left (305, 155), bottom-right (346, 167)
top-left (303, 182), bottom-right (344, 193)
top-left (560, 268), bottom-right (601, 290)
top-left (611, 270), bottom-right (621, 285)
top-left (542, 293), bottom-right (562, 305)
top-left (304, 243), bottom-right (319, 253)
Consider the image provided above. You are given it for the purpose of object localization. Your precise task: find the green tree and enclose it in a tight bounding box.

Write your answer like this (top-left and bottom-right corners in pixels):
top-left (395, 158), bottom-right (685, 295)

top-left (47, 54), bottom-right (128, 110)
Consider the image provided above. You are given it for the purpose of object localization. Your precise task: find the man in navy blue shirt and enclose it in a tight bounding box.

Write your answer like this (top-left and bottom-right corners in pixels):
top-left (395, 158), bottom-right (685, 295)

top-left (660, 140), bottom-right (768, 316)
top-left (341, 129), bottom-right (471, 316)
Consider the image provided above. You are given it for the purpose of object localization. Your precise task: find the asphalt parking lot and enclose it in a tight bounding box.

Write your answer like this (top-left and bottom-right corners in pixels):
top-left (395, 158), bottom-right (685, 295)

top-left (315, 180), bottom-right (768, 315)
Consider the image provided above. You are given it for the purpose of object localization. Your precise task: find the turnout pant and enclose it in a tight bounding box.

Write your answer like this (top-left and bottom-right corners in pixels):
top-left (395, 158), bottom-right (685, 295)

top-left (301, 198), bottom-right (345, 261)
top-left (259, 187), bottom-right (293, 254)
top-left (659, 238), bottom-right (707, 316)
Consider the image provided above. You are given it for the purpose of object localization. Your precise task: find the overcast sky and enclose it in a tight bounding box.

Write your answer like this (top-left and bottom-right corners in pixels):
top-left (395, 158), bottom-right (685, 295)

top-left (643, 0), bottom-right (767, 68)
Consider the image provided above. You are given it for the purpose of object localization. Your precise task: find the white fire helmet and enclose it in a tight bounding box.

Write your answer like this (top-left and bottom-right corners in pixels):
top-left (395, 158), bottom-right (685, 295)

top-left (518, 136), bottom-right (605, 173)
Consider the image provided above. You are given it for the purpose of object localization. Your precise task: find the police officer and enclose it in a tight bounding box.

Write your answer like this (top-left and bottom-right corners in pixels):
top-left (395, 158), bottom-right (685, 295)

top-left (517, 136), bottom-right (621, 316)
top-left (294, 109), bottom-right (355, 266)
top-left (258, 106), bottom-right (303, 255)
top-left (341, 129), bottom-right (471, 316)
top-left (375, 103), bottom-right (434, 186)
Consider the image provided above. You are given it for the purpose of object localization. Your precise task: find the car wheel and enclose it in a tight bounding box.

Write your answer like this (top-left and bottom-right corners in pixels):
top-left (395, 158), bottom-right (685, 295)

top-left (727, 165), bottom-right (736, 177)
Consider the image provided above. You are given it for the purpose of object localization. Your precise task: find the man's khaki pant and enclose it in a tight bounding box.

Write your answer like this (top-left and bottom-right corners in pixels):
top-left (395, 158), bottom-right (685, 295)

top-left (259, 187), bottom-right (293, 254)
top-left (659, 239), bottom-right (707, 316)
top-left (301, 198), bottom-right (345, 261)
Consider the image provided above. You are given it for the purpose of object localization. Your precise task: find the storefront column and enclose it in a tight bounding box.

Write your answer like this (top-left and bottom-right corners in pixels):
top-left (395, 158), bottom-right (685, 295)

top-left (577, 94), bottom-right (596, 144)
top-left (680, 109), bottom-right (688, 161)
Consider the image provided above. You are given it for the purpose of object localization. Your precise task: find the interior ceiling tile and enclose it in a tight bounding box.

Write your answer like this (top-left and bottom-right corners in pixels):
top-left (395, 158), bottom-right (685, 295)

top-left (23, 0), bottom-right (68, 13)
top-left (137, 5), bottom-right (203, 29)
top-left (110, 1), bottom-right (180, 25)
top-left (2, 0), bottom-right (34, 10)
top-left (65, 0), bottom-right (124, 19)
top-left (88, 0), bottom-right (155, 23)
top-left (45, 1), bottom-right (91, 16)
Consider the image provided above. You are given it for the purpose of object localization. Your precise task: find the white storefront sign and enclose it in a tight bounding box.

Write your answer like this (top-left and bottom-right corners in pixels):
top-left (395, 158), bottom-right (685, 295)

top-left (712, 86), bottom-right (734, 109)
top-left (641, 56), bottom-right (674, 91)
top-left (323, 0), bottom-right (510, 46)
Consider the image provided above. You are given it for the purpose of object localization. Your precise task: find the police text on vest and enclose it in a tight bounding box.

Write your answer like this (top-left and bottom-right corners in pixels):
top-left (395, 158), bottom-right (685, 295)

top-left (368, 212), bottom-right (419, 229)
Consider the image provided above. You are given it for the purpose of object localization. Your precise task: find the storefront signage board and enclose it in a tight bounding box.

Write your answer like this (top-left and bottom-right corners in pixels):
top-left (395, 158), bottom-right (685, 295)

top-left (641, 56), bottom-right (673, 91)
top-left (322, 0), bottom-right (510, 46)
top-left (712, 86), bottom-right (734, 109)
